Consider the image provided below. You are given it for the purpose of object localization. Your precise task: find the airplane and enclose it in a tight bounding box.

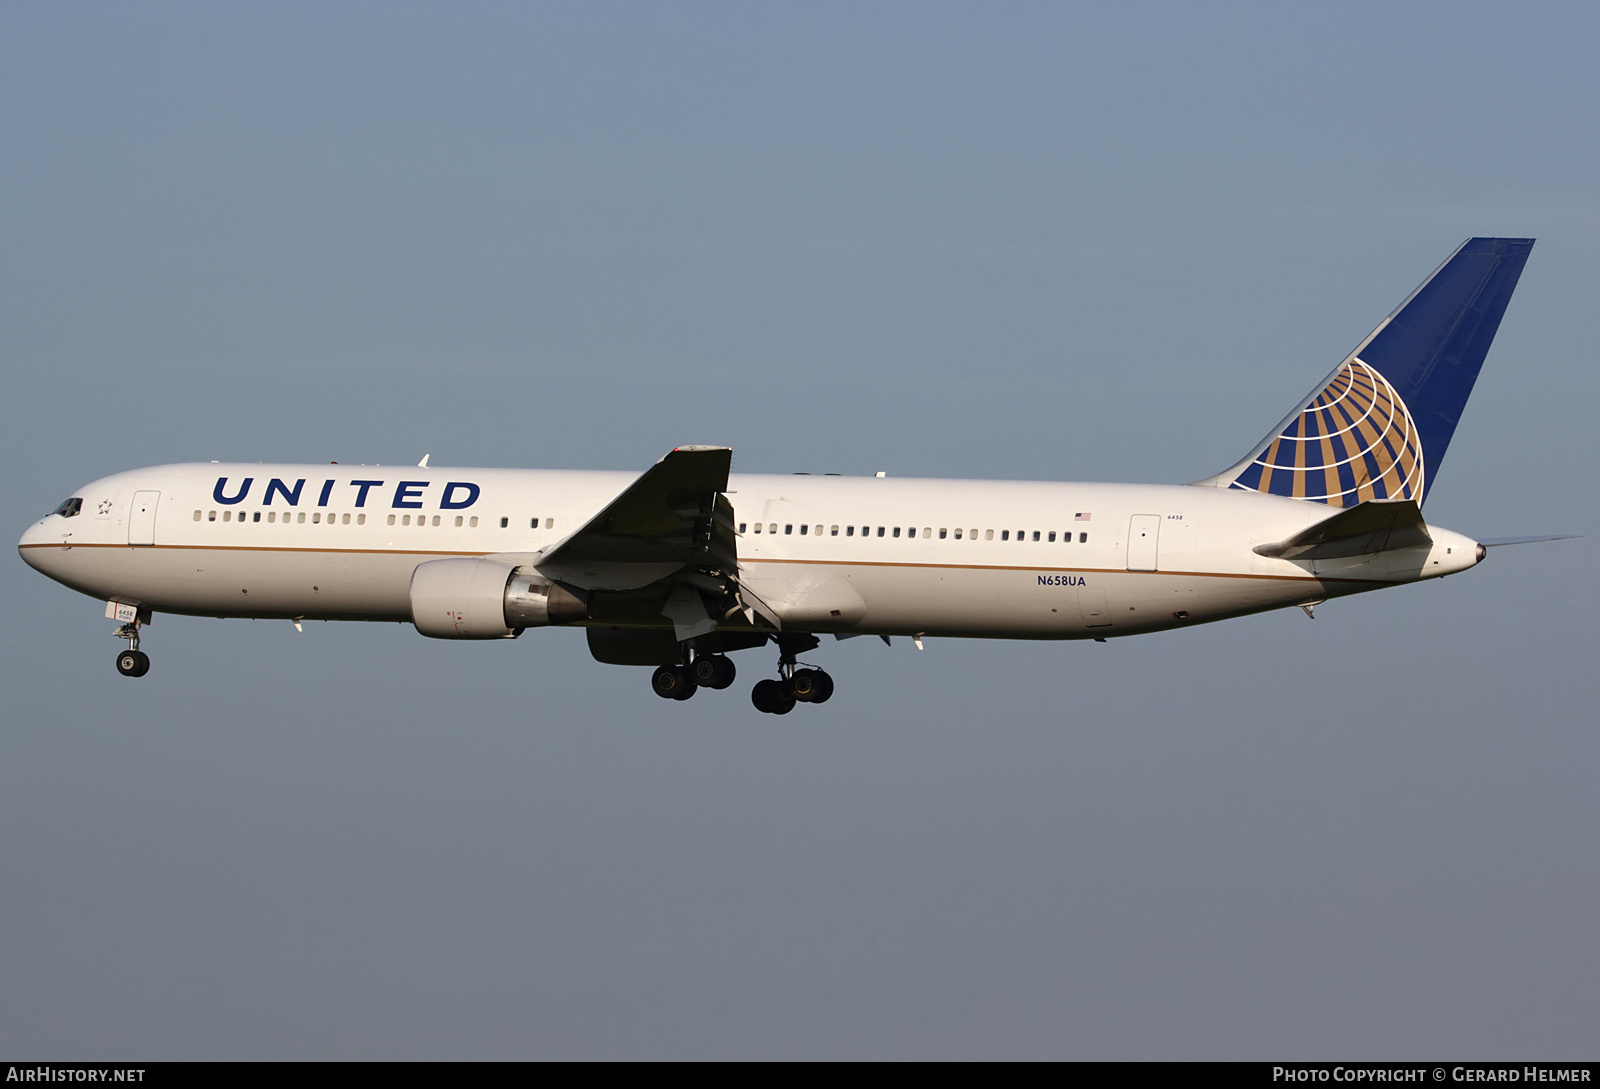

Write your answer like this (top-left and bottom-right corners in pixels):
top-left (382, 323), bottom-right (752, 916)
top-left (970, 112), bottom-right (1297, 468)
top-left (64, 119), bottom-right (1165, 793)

top-left (19, 237), bottom-right (1566, 714)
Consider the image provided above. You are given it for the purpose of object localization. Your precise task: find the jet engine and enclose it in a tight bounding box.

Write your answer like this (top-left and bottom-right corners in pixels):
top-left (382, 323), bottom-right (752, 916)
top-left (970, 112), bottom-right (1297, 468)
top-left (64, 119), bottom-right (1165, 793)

top-left (409, 557), bottom-right (589, 639)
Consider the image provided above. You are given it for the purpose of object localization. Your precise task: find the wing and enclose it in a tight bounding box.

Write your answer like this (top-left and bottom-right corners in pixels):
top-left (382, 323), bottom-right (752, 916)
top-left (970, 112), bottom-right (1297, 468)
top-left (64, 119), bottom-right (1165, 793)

top-left (531, 446), bottom-right (779, 640)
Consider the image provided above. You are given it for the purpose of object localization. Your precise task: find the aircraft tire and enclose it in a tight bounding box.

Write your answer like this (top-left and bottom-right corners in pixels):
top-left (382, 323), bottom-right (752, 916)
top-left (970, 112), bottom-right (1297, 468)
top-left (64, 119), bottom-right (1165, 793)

top-left (751, 678), bottom-right (794, 715)
top-left (789, 668), bottom-right (826, 702)
top-left (808, 670), bottom-right (834, 704)
top-left (692, 655), bottom-right (736, 690)
top-left (116, 650), bottom-right (140, 676)
top-left (651, 664), bottom-right (695, 700)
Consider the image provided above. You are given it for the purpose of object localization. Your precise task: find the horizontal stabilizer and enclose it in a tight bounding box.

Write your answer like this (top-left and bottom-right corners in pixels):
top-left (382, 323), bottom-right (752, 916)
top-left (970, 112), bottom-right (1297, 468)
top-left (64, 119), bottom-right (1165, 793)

top-left (1254, 499), bottom-right (1431, 561)
top-left (1478, 534), bottom-right (1580, 548)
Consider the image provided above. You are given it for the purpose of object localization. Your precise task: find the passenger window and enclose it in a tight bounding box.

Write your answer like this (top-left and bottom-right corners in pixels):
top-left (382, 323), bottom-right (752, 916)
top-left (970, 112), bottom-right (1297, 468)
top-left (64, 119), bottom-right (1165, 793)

top-left (970, 528), bottom-right (978, 539)
top-left (402, 515), bottom-right (411, 526)
top-left (208, 511), bottom-right (217, 521)
top-left (939, 528), bottom-right (947, 539)
top-left (254, 512), bottom-right (262, 523)
top-left (1000, 530), bottom-right (1008, 540)
top-left (469, 516), bottom-right (478, 527)
top-left (531, 518), bottom-right (538, 528)
top-left (877, 526), bottom-right (885, 537)
top-left (831, 525), bottom-right (839, 536)
top-left (312, 512), bottom-right (321, 524)
top-left (500, 517), bottom-right (508, 528)
top-left (754, 523), bottom-right (762, 534)
top-left (387, 514), bottom-right (396, 526)
top-left (953, 528), bottom-right (961, 539)
top-left (1079, 532), bottom-right (1088, 543)
top-left (985, 529), bottom-right (994, 540)
top-left (192, 510), bottom-right (201, 521)
top-left (739, 522), bottom-right (747, 533)
top-left (923, 527), bottom-right (932, 539)
top-left (267, 512), bottom-right (276, 523)
top-left (1032, 531), bottom-right (1040, 541)
top-left (456, 516), bottom-right (464, 527)
top-left (785, 524), bottom-right (793, 535)
top-left (893, 527), bottom-right (901, 538)
top-left (432, 515), bottom-right (441, 527)
top-left (769, 523), bottom-right (777, 534)
top-left (358, 514), bottom-right (366, 525)
top-left (223, 510), bottom-right (232, 522)
top-left (1048, 531), bottom-right (1056, 542)
top-left (297, 512), bottom-right (306, 524)
top-left (545, 518), bottom-right (554, 529)
top-left (800, 524), bottom-right (808, 535)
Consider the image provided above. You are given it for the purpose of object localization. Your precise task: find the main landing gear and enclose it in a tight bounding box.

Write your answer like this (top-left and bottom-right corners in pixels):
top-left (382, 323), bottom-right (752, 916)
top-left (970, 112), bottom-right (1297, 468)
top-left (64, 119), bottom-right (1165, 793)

top-left (651, 653), bottom-right (737, 701)
top-left (750, 636), bottom-right (834, 715)
top-left (750, 667), bottom-right (834, 714)
top-left (113, 620), bottom-right (150, 677)
top-left (646, 634), bottom-right (835, 713)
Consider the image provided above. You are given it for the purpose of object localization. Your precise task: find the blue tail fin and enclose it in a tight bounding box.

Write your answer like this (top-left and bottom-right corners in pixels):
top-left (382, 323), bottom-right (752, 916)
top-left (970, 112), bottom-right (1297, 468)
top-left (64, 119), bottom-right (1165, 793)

top-left (1200, 237), bottom-right (1534, 506)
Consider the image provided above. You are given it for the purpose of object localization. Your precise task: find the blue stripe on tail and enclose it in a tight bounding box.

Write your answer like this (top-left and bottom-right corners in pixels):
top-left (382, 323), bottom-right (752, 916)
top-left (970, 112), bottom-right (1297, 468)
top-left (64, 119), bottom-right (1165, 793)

top-left (1200, 237), bottom-right (1533, 507)
top-left (1358, 237), bottom-right (1533, 502)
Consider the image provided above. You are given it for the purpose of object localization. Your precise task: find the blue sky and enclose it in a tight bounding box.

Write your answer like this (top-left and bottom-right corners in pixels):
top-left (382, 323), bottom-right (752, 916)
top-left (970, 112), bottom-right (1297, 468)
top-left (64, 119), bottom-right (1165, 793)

top-left (3, 2), bottom-right (1596, 1058)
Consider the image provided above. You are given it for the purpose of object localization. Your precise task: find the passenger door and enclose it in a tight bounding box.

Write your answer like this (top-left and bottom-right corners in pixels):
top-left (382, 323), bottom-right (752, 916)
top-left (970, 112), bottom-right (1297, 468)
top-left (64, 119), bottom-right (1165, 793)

top-left (1127, 514), bottom-right (1160, 572)
top-left (128, 491), bottom-right (159, 546)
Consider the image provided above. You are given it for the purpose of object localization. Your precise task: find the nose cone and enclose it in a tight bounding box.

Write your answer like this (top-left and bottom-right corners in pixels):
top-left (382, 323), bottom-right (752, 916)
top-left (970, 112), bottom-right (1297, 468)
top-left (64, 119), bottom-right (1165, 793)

top-left (19, 519), bottom-right (51, 567)
top-left (18, 517), bottom-right (68, 579)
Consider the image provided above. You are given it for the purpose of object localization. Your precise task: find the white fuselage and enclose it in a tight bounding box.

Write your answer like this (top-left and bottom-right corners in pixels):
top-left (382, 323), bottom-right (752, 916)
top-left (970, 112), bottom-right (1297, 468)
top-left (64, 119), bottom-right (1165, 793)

top-left (18, 462), bottom-right (1483, 640)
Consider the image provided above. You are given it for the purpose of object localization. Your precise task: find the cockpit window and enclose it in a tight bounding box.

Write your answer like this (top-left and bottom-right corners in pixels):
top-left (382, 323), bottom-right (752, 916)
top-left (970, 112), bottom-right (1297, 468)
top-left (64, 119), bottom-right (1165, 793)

top-left (52, 497), bottom-right (82, 519)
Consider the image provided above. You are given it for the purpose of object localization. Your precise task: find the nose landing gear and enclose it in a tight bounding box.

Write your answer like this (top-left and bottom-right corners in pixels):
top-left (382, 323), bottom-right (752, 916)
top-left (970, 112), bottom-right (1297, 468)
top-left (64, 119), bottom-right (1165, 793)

top-left (113, 620), bottom-right (150, 677)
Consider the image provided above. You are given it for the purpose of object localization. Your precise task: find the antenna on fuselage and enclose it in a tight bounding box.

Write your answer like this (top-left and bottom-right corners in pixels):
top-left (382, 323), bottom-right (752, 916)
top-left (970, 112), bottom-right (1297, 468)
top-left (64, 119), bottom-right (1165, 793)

top-left (418, 454), bottom-right (430, 467)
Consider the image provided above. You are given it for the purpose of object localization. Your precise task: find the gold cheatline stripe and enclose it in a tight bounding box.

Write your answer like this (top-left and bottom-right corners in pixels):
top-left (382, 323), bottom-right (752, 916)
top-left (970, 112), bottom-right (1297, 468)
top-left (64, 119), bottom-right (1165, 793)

top-left (21, 542), bottom-right (1388, 585)
top-left (742, 556), bottom-right (1381, 585)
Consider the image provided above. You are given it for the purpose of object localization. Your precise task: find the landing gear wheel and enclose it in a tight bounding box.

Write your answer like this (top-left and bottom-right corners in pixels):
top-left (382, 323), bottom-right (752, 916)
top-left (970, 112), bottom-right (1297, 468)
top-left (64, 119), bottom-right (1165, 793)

top-left (116, 650), bottom-right (149, 677)
top-left (691, 655), bottom-right (737, 690)
top-left (651, 664), bottom-right (697, 701)
top-left (751, 678), bottom-right (796, 715)
top-left (788, 668), bottom-right (833, 703)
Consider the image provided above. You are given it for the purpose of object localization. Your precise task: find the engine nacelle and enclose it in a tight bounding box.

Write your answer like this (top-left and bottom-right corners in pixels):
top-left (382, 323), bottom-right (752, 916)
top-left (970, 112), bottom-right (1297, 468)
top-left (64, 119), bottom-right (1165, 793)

top-left (504, 567), bottom-right (590, 627)
top-left (410, 558), bottom-right (588, 639)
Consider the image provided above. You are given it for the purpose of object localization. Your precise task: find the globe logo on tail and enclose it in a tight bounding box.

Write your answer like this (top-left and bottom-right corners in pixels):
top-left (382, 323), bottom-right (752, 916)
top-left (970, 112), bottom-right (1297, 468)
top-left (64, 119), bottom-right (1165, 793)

top-left (1229, 359), bottom-right (1424, 507)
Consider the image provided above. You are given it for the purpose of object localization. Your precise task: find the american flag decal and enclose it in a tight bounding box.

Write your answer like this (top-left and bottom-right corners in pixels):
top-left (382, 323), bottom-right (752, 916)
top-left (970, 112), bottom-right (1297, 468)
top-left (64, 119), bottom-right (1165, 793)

top-left (1074, 512), bottom-right (1091, 521)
